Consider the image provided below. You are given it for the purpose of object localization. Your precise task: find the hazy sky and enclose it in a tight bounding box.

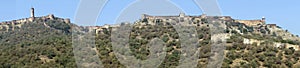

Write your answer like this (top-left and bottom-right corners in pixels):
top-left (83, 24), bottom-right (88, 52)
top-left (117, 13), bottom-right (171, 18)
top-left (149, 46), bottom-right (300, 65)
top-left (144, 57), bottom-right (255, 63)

top-left (0, 0), bottom-right (299, 35)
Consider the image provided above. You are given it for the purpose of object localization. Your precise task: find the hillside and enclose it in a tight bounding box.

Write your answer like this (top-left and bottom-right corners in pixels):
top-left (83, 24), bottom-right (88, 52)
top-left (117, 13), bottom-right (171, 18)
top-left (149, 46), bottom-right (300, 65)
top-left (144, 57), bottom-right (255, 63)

top-left (95, 14), bottom-right (300, 68)
top-left (0, 15), bottom-right (76, 67)
top-left (0, 14), bottom-right (300, 68)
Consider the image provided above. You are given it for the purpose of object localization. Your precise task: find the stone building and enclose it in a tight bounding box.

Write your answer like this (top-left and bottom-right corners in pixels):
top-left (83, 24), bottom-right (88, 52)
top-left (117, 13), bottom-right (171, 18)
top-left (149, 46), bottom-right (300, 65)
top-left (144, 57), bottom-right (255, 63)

top-left (64, 18), bottom-right (71, 23)
top-left (267, 24), bottom-right (277, 28)
top-left (235, 17), bottom-right (266, 26)
top-left (48, 14), bottom-right (55, 20)
top-left (140, 13), bottom-right (209, 26)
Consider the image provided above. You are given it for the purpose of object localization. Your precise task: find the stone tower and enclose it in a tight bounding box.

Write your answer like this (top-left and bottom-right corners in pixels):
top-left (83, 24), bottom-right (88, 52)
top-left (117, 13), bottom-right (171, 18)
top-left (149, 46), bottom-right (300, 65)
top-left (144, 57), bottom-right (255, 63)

top-left (31, 8), bottom-right (35, 18)
top-left (29, 7), bottom-right (35, 22)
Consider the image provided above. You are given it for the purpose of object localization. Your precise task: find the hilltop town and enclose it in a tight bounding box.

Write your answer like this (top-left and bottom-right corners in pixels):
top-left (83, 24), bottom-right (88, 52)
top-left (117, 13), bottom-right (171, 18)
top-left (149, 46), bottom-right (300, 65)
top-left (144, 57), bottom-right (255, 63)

top-left (93, 12), bottom-right (300, 67)
top-left (1, 8), bottom-right (299, 48)
top-left (1, 8), bottom-right (300, 68)
top-left (91, 12), bottom-right (300, 55)
top-left (1, 8), bottom-right (299, 49)
top-left (95, 13), bottom-right (299, 45)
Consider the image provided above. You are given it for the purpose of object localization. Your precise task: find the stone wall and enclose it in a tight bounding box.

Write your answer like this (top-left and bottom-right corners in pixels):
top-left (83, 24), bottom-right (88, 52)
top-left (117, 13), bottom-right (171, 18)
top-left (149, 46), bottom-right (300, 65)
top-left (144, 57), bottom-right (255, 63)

top-left (243, 38), bottom-right (300, 51)
top-left (236, 20), bottom-right (265, 26)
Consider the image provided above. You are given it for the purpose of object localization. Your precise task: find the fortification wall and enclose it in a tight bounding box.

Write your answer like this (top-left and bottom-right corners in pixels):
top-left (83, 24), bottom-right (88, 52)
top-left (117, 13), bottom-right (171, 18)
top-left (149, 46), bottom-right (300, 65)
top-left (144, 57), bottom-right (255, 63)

top-left (236, 20), bottom-right (265, 26)
top-left (0, 14), bottom-right (71, 32)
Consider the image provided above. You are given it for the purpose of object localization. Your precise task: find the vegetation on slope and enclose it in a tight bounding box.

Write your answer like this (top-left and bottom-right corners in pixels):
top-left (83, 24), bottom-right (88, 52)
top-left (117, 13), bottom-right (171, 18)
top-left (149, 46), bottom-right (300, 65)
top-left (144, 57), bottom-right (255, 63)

top-left (0, 20), bottom-right (76, 67)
